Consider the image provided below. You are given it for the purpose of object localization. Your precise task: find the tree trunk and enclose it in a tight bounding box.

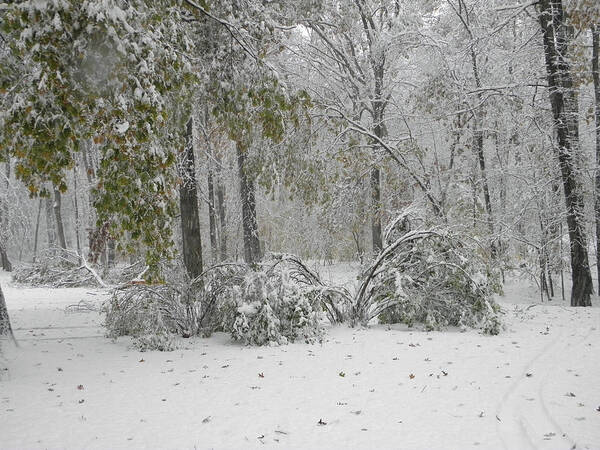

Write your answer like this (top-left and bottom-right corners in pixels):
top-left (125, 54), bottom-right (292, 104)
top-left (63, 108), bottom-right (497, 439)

top-left (237, 142), bottom-right (261, 264)
top-left (538, 0), bottom-right (593, 306)
top-left (179, 117), bottom-right (203, 279)
top-left (0, 245), bottom-right (11, 272)
top-left (216, 179), bottom-right (227, 261)
top-left (32, 199), bottom-right (43, 263)
top-left (53, 188), bottom-right (67, 250)
top-left (470, 48), bottom-right (496, 258)
top-left (207, 168), bottom-right (218, 263)
top-left (0, 282), bottom-right (15, 342)
top-left (73, 167), bottom-right (82, 261)
top-left (592, 24), bottom-right (600, 295)
top-left (45, 194), bottom-right (56, 248)
top-left (370, 167), bottom-right (382, 253)
top-left (0, 162), bottom-right (12, 271)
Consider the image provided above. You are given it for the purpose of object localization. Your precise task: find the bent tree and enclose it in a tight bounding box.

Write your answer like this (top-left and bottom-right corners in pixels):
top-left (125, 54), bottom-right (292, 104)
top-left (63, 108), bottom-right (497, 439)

top-left (538, 0), bottom-right (593, 306)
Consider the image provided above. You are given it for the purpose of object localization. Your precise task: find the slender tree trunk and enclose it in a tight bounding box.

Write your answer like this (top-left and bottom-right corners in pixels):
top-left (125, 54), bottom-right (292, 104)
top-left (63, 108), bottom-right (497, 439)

top-left (0, 282), bottom-right (15, 343)
top-left (53, 188), bottom-right (67, 250)
top-left (370, 167), bottom-right (382, 253)
top-left (45, 194), bottom-right (56, 248)
top-left (592, 24), bottom-right (600, 295)
top-left (237, 142), bottom-right (261, 264)
top-left (470, 52), bottom-right (496, 257)
top-left (179, 117), bottom-right (203, 279)
top-left (207, 168), bottom-right (218, 262)
top-left (216, 179), bottom-right (227, 261)
top-left (107, 239), bottom-right (115, 266)
top-left (538, 0), bottom-right (593, 306)
top-left (32, 199), bottom-right (43, 263)
top-left (0, 162), bottom-right (12, 271)
top-left (73, 168), bottom-right (82, 261)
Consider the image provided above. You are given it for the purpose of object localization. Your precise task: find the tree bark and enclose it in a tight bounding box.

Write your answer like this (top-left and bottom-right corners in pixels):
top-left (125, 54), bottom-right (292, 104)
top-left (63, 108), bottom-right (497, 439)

top-left (538, 0), bottom-right (593, 306)
top-left (0, 282), bottom-right (15, 342)
top-left (45, 194), bottom-right (56, 248)
top-left (216, 178), bottom-right (227, 261)
top-left (53, 188), bottom-right (67, 250)
top-left (207, 168), bottom-right (218, 263)
top-left (0, 163), bottom-right (12, 271)
top-left (592, 24), bottom-right (600, 295)
top-left (0, 245), bottom-right (11, 272)
top-left (370, 167), bottom-right (382, 253)
top-left (32, 199), bottom-right (42, 263)
top-left (73, 167), bottom-right (82, 261)
top-left (179, 117), bottom-right (203, 279)
top-left (237, 142), bottom-right (261, 264)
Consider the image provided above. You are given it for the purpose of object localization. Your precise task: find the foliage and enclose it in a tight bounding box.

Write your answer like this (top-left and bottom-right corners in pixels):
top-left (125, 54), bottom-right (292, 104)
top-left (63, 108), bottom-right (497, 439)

top-left (0, 0), bottom-right (193, 277)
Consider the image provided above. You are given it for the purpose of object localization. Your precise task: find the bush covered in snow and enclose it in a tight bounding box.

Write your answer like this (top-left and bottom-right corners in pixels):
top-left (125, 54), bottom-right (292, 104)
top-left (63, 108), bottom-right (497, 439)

top-left (103, 255), bottom-right (340, 349)
top-left (352, 208), bottom-right (503, 334)
top-left (12, 249), bottom-right (103, 288)
top-left (218, 264), bottom-right (325, 346)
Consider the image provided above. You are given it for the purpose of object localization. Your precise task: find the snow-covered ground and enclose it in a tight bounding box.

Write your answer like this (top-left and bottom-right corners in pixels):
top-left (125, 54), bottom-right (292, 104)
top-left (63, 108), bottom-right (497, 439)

top-left (1, 269), bottom-right (599, 450)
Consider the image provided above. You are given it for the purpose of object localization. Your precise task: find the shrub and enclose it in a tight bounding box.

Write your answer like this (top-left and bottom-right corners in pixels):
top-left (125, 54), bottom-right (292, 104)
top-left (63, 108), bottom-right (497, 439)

top-left (103, 256), bottom-right (334, 349)
top-left (353, 208), bottom-right (503, 334)
top-left (222, 267), bottom-right (325, 346)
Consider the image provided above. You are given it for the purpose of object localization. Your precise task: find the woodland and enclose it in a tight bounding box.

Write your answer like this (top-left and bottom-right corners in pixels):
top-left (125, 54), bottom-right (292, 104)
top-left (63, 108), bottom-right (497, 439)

top-left (1, 2), bottom-right (600, 449)
top-left (0, 0), bottom-right (599, 351)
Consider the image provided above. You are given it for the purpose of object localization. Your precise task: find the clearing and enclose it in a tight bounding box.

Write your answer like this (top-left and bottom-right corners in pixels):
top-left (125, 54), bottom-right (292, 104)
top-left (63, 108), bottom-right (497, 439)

top-left (1, 270), bottom-right (599, 449)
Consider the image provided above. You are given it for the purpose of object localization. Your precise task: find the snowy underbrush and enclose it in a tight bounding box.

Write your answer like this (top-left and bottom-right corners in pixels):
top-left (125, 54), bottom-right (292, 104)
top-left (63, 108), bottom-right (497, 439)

top-left (12, 249), bottom-right (103, 288)
top-left (351, 208), bottom-right (503, 334)
top-left (103, 256), bottom-right (347, 350)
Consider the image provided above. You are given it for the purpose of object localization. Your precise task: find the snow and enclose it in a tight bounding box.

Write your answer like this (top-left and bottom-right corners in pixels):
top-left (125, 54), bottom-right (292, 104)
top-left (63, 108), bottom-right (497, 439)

top-left (1, 270), bottom-right (599, 449)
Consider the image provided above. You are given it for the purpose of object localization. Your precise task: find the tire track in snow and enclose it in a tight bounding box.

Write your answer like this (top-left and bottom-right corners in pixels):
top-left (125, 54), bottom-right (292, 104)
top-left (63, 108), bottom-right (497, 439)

top-left (495, 327), bottom-right (575, 450)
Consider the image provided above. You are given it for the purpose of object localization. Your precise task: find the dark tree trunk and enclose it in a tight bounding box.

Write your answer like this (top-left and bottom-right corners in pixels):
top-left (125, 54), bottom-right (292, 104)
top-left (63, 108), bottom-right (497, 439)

top-left (81, 140), bottom-right (97, 254)
top-left (179, 117), bottom-right (203, 279)
top-left (370, 167), bottom-right (382, 253)
top-left (32, 199), bottom-right (43, 263)
top-left (45, 194), bottom-right (56, 248)
top-left (370, 57), bottom-right (385, 255)
top-left (593, 24), bottom-right (600, 295)
top-left (0, 245), bottom-right (11, 272)
top-left (470, 47), bottom-right (496, 258)
top-left (107, 239), bottom-right (115, 266)
top-left (207, 168), bottom-right (218, 263)
top-left (216, 179), bottom-right (227, 261)
top-left (53, 188), bottom-right (67, 250)
top-left (73, 167), bottom-right (82, 260)
top-left (0, 282), bottom-right (15, 343)
top-left (236, 142), bottom-right (261, 264)
top-left (539, 0), bottom-right (593, 306)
